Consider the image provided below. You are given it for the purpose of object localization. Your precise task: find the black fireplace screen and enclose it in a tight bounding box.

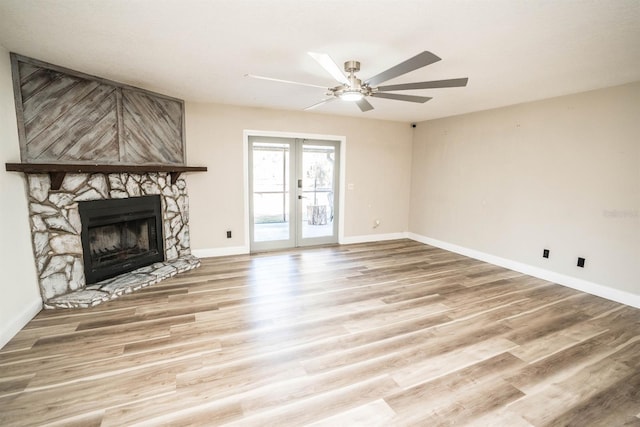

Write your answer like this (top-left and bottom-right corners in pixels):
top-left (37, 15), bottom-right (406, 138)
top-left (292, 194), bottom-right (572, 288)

top-left (79, 195), bottom-right (164, 284)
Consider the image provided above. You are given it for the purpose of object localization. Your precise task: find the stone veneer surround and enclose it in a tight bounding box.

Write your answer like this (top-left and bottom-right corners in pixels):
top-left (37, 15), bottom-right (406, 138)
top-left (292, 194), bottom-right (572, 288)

top-left (26, 171), bottom-right (200, 308)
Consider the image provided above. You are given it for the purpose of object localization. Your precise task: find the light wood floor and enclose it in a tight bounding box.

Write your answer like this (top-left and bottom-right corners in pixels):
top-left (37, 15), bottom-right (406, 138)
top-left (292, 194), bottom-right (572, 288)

top-left (1, 240), bottom-right (639, 426)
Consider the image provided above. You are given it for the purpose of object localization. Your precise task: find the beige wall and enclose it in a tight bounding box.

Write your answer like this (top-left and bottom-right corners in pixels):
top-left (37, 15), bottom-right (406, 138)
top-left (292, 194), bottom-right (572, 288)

top-left (185, 102), bottom-right (413, 252)
top-left (410, 82), bottom-right (640, 295)
top-left (0, 47), bottom-right (42, 348)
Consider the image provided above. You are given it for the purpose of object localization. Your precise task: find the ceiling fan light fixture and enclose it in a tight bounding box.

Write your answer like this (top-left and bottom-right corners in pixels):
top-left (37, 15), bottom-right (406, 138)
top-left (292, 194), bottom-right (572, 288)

top-left (340, 91), bottom-right (363, 102)
top-left (250, 51), bottom-right (468, 113)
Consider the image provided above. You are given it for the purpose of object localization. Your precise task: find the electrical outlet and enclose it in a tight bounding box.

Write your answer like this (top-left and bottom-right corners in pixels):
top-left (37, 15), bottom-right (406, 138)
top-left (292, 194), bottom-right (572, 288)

top-left (226, 230), bottom-right (232, 239)
top-left (543, 249), bottom-right (550, 258)
top-left (577, 257), bottom-right (585, 268)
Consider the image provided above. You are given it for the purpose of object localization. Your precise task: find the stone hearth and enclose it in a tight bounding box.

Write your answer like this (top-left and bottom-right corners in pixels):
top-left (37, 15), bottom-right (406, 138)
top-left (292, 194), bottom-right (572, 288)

top-left (26, 171), bottom-right (200, 308)
top-left (44, 255), bottom-right (200, 309)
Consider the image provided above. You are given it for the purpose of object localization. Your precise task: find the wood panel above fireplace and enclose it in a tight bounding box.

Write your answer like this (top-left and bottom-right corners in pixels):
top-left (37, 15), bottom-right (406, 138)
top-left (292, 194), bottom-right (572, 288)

top-left (11, 53), bottom-right (186, 165)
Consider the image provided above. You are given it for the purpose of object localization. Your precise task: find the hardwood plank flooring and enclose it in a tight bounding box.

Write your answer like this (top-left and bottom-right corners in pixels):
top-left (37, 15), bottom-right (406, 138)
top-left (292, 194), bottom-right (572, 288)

top-left (1, 239), bottom-right (639, 426)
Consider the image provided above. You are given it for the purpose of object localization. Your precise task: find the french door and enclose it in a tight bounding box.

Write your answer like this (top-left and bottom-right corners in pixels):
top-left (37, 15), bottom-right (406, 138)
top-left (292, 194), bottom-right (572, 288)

top-left (249, 136), bottom-right (340, 252)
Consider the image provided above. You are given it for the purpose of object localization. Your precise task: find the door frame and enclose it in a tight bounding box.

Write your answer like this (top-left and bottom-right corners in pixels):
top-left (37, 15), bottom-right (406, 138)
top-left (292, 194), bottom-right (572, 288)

top-left (243, 130), bottom-right (346, 252)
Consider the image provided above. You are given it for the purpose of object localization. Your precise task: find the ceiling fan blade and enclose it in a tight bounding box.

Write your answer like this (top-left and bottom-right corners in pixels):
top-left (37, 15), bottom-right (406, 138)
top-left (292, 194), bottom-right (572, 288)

top-left (304, 97), bottom-right (336, 111)
top-left (372, 93), bottom-right (432, 103)
top-left (308, 52), bottom-right (349, 85)
top-left (245, 74), bottom-right (329, 89)
top-left (355, 98), bottom-right (374, 112)
top-left (365, 51), bottom-right (441, 86)
top-left (377, 77), bottom-right (469, 92)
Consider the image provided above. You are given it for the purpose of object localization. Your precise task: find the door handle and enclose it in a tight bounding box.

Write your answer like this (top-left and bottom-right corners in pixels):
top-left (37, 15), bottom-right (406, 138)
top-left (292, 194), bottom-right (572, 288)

top-left (297, 179), bottom-right (302, 188)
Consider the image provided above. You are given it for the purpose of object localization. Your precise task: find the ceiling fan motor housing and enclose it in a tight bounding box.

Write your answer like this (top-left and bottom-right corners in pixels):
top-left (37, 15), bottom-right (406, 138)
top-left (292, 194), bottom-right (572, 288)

top-left (344, 60), bottom-right (360, 72)
top-left (341, 60), bottom-right (369, 96)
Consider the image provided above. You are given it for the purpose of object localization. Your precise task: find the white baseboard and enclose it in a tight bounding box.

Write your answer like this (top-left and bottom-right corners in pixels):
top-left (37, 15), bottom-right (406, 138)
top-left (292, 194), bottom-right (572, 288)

top-left (192, 234), bottom-right (640, 310)
top-left (191, 245), bottom-right (250, 259)
top-left (192, 233), bottom-right (410, 257)
top-left (0, 297), bottom-right (42, 350)
top-left (408, 233), bottom-right (640, 309)
top-left (340, 232), bottom-right (409, 245)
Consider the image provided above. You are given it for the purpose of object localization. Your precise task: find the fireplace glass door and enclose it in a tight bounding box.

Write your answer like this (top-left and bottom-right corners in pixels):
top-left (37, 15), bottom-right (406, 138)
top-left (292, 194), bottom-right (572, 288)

top-left (88, 219), bottom-right (152, 268)
top-left (79, 195), bottom-right (164, 284)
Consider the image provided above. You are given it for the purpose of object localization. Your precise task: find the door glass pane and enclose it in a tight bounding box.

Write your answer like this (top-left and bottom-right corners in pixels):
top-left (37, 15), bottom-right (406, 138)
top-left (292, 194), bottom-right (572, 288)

top-left (301, 144), bottom-right (335, 239)
top-left (252, 142), bottom-right (290, 242)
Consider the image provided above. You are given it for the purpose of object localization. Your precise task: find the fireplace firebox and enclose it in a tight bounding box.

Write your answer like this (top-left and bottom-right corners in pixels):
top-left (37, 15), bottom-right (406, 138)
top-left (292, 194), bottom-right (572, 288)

top-left (79, 195), bottom-right (164, 284)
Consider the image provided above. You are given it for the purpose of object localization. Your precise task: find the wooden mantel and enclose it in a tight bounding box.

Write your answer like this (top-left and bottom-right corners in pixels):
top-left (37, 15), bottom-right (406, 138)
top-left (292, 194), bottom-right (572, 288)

top-left (6, 163), bottom-right (207, 190)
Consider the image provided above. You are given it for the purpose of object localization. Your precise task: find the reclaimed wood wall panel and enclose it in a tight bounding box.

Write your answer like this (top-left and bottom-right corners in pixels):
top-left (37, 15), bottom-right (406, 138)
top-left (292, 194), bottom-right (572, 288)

top-left (122, 89), bottom-right (183, 164)
top-left (18, 61), bottom-right (120, 163)
top-left (11, 54), bottom-right (185, 165)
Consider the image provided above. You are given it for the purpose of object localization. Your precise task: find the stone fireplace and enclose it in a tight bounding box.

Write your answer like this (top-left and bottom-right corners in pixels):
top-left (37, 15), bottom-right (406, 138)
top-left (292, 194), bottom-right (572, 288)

top-left (25, 172), bottom-right (201, 309)
top-left (7, 54), bottom-right (207, 309)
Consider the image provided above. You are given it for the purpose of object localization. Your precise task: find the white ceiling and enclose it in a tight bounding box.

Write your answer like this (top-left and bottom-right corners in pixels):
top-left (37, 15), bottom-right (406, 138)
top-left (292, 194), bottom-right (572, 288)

top-left (1, 0), bottom-right (639, 123)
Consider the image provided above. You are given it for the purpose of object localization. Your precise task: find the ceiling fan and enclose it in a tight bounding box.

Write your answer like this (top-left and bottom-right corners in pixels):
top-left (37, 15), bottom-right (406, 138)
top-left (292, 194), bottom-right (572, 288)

top-left (246, 51), bottom-right (468, 112)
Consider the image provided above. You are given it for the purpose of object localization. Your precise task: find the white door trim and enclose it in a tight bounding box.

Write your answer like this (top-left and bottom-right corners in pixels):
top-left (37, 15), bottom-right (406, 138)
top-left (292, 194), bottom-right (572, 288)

top-left (243, 130), bottom-right (346, 251)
